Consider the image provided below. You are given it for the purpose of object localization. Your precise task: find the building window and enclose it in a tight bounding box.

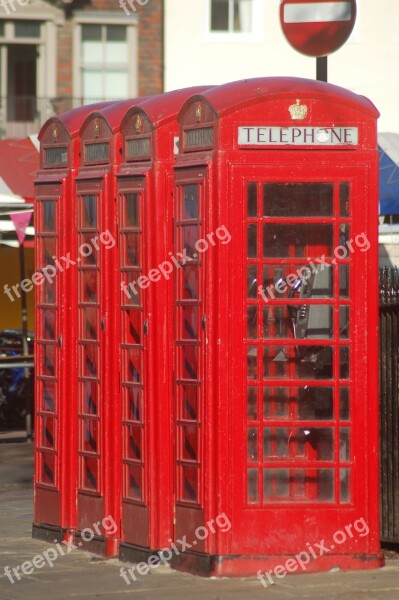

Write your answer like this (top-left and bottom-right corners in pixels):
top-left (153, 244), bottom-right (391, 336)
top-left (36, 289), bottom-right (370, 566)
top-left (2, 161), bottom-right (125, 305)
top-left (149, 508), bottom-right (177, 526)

top-left (210, 0), bottom-right (252, 33)
top-left (81, 24), bottom-right (129, 103)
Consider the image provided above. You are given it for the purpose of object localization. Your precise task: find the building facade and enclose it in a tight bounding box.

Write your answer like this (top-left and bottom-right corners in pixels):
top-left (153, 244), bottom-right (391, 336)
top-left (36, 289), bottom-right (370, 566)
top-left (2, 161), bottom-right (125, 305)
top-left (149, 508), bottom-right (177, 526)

top-left (0, 0), bottom-right (163, 138)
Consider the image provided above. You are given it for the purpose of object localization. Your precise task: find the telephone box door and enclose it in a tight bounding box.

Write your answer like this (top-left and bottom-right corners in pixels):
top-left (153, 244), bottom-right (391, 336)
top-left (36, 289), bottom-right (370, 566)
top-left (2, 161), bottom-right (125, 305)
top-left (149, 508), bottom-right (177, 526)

top-left (230, 163), bottom-right (378, 556)
top-left (118, 177), bottom-right (151, 548)
top-left (76, 182), bottom-right (105, 529)
top-left (173, 170), bottom-right (207, 548)
top-left (35, 183), bottom-right (63, 524)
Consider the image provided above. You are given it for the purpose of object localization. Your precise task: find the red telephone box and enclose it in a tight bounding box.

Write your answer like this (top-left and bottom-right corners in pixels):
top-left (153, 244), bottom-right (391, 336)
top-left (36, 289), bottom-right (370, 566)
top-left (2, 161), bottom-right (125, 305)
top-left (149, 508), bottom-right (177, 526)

top-left (33, 103), bottom-right (112, 542)
top-left (116, 86), bottom-right (211, 562)
top-left (171, 78), bottom-right (382, 576)
top-left (73, 101), bottom-right (146, 554)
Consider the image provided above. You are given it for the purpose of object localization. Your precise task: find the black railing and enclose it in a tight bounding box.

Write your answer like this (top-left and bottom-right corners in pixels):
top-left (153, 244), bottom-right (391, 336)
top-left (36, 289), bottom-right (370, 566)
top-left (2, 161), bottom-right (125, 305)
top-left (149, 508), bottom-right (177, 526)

top-left (379, 266), bottom-right (399, 543)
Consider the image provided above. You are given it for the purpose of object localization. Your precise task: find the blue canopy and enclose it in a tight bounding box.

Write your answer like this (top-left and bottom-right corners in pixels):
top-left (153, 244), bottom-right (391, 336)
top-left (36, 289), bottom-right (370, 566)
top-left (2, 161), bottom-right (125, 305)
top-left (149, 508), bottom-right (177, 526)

top-left (379, 133), bottom-right (399, 215)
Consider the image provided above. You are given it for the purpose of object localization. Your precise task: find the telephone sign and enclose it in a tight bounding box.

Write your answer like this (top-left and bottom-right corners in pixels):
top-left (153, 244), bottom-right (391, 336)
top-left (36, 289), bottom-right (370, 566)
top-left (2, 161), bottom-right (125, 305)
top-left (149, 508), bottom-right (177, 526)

top-left (280, 0), bottom-right (357, 57)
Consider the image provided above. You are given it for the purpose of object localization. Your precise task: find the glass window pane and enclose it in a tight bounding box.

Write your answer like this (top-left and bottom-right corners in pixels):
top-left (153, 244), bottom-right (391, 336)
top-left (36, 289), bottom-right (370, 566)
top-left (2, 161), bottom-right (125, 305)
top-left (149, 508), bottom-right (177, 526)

top-left (247, 224), bottom-right (257, 258)
top-left (82, 70), bottom-right (102, 101)
top-left (181, 466), bottom-right (198, 502)
top-left (41, 452), bottom-right (55, 485)
top-left (180, 345), bottom-right (198, 380)
top-left (263, 386), bottom-right (289, 419)
top-left (0, 22), bottom-right (4, 37)
top-left (211, 0), bottom-right (229, 30)
top-left (81, 195), bottom-right (97, 227)
top-left (339, 183), bottom-right (350, 217)
top-left (123, 309), bottom-right (141, 345)
top-left (126, 424), bottom-right (142, 460)
top-left (340, 387), bottom-right (350, 420)
top-left (104, 71), bottom-right (128, 99)
top-left (263, 183), bottom-right (333, 217)
top-left (82, 24), bottom-right (102, 42)
top-left (340, 346), bottom-right (350, 379)
top-left (83, 381), bottom-right (98, 415)
top-left (182, 185), bottom-right (198, 219)
top-left (80, 269), bottom-right (98, 303)
top-left (263, 345), bottom-right (333, 380)
top-left (247, 306), bottom-right (257, 339)
top-left (42, 308), bottom-right (56, 340)
top-left (125, 386), bottom-right (142, 422)
top-left (263, 468), bottom-right (334, 503)
top-left (263, 427), bottom-right (333, 460)
top-left (42, 380), bottom-right (56, 412)
top-left (247, 346), bottom-right (257, 379)
top-left (247, 468), bottom-right (258, 504)
top-left (339, 266), bottom-right (349, 298)
top-left (42, 415), bottom-right (55, 449)
top-left (298, 386), bottom-right (333, 420)
top-left (248, 427), bottom-right (258, 461)
top-left (340, 428), bottom-right (350, 462)
top-left (125, 347), bottom-right (142, 383)
top-left (42, 201), bottom-right (55, 232)
top-left (81, 307), bottom-right (98, 340)
top-left (82, 456), bottom-right (98, 491)
top-left (83, 343), bottom-right (98, 378)
top-left (180, 266), bottom-right (198, 300)
top-left (105, 42), bottom-right (128, 65)
top-left (340, 468), bottom-right (351, 503)
top-left (262, 263), bottom-right (333, 300)
top-left (181, 384), bottom-right (198, 421)
top-left (263, 224), bottom-right (333, 258)
top-left (247, 265), bottom-right (257, 298)
top-left (247, 182), bottom-right (257, 216)
top-left (247, 386), bottom-right (257, 420)
top-left (83, 418), bottom-right (98, 453)
top-left (106, 25), bottom-right (127, 42)
top-left (15, 21), bottom-right (41, 38)
top-left (181, 305), bottom-right (199, 340)
top-left (181, 424), bottom-right (198, 461)
top-left (339, 306), bottom-right (349, 339)
top-left (124, 193), bottom-right (139, 227)
top-left (123, 232), bottom-right (141, 267)
top-left (126, 464), bottom-right (142, 501)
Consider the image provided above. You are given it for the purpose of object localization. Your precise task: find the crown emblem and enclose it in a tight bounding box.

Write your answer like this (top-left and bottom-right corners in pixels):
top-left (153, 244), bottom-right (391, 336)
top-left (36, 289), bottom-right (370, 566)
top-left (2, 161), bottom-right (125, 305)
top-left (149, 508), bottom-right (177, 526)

top-left (135, 114), bottom-right (142, 134)
top-left (195, 104), bottom-right (201, 123)
top-left (52, 126), bottom-right (57, 142)
top-left (94, 121), bottom-right (99, 138)
top-left (289, 99), bottom-right (308, 120)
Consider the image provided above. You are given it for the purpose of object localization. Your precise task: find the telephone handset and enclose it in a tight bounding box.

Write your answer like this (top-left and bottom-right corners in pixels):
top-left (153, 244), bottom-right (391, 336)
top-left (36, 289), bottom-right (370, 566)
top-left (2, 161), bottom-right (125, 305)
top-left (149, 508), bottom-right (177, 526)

top-left (289, 265), bottom-right (332, 340)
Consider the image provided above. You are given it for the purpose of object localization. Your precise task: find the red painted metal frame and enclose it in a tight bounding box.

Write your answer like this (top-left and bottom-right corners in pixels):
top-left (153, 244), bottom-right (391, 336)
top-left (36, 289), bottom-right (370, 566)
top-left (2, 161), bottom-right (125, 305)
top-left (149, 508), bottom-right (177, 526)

top-left (171, 77), bottom-right (382, 576)
top-left (33, 103), bottom-right (114, 543)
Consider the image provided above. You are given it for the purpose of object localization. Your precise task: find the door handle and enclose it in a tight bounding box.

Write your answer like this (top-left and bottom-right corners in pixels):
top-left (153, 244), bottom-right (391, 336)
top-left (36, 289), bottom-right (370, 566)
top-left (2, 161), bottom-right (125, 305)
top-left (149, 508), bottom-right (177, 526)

top-left (57, 334), bottom-right (62, 348)
top-left (101, 316), bottom-right (106, 331)
top-left (201, 315), bottom-right (207, 331)
top-left (144, 319), bottom-right (149, 336)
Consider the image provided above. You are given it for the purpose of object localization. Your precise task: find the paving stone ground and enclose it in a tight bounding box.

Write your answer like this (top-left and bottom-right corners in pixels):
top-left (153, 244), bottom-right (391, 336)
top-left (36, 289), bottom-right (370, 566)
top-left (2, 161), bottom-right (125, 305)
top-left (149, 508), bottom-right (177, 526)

top-left (1, 437), bottom-right (399, 600)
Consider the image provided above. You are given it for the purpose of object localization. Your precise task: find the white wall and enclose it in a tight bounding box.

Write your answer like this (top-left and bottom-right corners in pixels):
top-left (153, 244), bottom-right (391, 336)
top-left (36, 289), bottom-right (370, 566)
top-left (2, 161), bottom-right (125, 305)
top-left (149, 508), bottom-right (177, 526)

top-left (164, 0), bottom-right (399, 132)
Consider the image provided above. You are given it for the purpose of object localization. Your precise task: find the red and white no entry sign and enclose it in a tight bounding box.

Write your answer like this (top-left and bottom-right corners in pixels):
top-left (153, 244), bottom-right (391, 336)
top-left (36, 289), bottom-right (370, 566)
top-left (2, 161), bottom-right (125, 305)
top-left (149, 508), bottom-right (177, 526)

top-left (280, 0), bottom-right (357, 57)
